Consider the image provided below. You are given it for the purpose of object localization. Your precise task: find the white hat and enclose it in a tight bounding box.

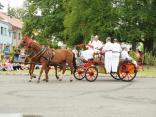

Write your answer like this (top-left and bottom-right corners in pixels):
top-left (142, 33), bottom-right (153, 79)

top-left (114, 38), bottom-right (118, 42)
top-left (95, 35), bottom-right (99, 39)
top-left (106, 37), bottom-right (111, 42)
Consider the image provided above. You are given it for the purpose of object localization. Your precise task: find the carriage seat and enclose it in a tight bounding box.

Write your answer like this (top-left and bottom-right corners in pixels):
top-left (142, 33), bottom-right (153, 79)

top-left (79, 57), bottom-right (93, 63)
top-left (119, 59), bottom-right (132, 65)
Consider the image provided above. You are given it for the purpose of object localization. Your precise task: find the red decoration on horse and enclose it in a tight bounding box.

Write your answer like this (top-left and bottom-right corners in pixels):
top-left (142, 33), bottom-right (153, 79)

top-left (21, 36), bottom-right (33, 47)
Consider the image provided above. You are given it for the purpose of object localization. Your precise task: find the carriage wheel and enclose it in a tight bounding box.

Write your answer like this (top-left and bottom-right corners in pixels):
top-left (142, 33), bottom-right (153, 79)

top-left (110, 72), bottom-right (120, 80)
top-left (118, 62), bottom-right (137, 82)
top-left (74, 67), bottom-right (86, 80)
top-left (85, 66), bottom-right (98, 82)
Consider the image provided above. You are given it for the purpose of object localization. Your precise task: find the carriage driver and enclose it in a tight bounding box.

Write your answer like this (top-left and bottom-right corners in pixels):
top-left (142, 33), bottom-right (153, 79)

top-left (103, 37), bottom-right (113, 73)
top-left (91, 35), bottom-right (103, 53)
top-left (111, 39), bottom-right (122, 73)
top-left (81, 35), bottom-right (103, 60)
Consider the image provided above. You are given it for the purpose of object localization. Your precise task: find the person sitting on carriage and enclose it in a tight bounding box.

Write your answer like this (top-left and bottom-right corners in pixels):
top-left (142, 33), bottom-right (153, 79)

top-left (81, 35), bottom-right (103, 60)
top-left (88, 35), bottom-right (103, 53)
top-left (121, 47), bottom-right (137, 67)
top-left (72, 45), bottom-right (83, 64)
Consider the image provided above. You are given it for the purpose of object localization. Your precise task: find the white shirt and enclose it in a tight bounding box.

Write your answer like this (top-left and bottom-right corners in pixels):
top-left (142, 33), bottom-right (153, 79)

top-left (88, 40), bottom-right (103, 50)
top-left (103, 41), bottom-right (113, 52)
top-left (112, 42), bottom-right (122, 53)
top-left (121, 50), bottom-right (132, 60)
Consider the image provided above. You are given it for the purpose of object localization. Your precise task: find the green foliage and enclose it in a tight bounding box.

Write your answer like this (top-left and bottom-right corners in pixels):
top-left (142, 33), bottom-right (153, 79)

top-left (144, 52), bottom-right (156, 65)
top-left (117, 0), bottom-right (156, 50)
top-left (22, 0), bottom-right (156, 51)
top-left (64, 0), bottom-right (119, 45)
top-left (22, 0), bottom-right (65, 46)
top-left (129, 51), bottom-right (139, 62)
top-left (7, 7), bottom-right (27, 19)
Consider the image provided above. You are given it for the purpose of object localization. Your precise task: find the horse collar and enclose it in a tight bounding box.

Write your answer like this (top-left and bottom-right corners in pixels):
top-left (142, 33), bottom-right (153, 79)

top-left (32, 47), bottom-right (48, 59)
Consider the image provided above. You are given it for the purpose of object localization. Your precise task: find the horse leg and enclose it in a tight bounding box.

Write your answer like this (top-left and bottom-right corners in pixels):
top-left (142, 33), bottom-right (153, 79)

top-left (43, 65), bottom-right (50, 82)
top-left (58, 64), bottom-right (66, 81)
top-left (29, 64), bottom-right (35, 82)
top-left (54, 65), bottom-right (59, 79)
top-left (69, 64), bottom-right (74, 82)
top-left (37, 66), bottom-right (44, 83)
top-left (31, 64), bottom-right (36, 78)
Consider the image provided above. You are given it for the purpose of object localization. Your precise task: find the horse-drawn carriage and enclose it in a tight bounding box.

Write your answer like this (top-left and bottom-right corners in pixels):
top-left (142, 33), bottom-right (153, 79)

top-left (18, 36), bottom-right (137, 83)
top-left (73, 44), bottom-right (138, 82)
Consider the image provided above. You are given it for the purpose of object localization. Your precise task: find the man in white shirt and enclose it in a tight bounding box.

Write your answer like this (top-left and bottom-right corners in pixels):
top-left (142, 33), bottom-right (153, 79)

top-left (103, 37), bottom-right (113, 73)
top-left (82, 35), bottom-right (103, 60)
top-left (121, 47), bottom-right (137, 66)
top-left (88, 35), bottom-right (103, 50)
top-left (93, 35), bottom-right (103, 53)
top-left (111, 39), bottom-right (122, 72)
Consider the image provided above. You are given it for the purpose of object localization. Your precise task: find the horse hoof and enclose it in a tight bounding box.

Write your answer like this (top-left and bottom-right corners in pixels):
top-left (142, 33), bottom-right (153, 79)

top-left (37, 80), bottom-right (40, 83)
top-left (46, 80), bottom-right (48, 82)
top-left (70, 79), bottom-right (73, 82)
top-left (58, 79), bottom-right (62, 81)
top-left (29, 80), bottom-right (31, 82)
top-left (43, 79), bottom-right (46, 81)
top-left (32, 74), bottom-right (36, 78)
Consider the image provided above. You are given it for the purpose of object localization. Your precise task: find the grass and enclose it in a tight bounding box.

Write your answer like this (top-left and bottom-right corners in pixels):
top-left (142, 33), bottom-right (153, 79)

top-left (0, 65), bottom-right (156, 77)
top-left (137, 66), bottom-right (156, 77)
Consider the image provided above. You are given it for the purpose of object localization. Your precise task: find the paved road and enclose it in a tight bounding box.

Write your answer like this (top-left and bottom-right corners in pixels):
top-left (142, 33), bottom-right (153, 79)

top-left (0, 75), bottom-right (156, 117)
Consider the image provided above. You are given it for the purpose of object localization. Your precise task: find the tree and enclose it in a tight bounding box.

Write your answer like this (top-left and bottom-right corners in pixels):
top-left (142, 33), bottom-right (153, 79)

top-left (7, 7), bottom-right (27, 19)
top-left (22, 0), bottom-right (156, 51)
top-left (64, 0), bottom-right (120, 45)
top-left (115, 0), bottom-right (156, 51)
top-left (22, 0), bottom-right (65, 46)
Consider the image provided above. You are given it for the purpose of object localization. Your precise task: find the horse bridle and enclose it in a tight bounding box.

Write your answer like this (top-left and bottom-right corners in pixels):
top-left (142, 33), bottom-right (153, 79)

top-left (22, 36), bottom-right (56, 65)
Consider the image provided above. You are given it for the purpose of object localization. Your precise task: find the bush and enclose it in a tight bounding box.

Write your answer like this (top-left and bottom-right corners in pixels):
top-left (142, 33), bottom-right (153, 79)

top-left (144, 52), bottom-right (156, 65)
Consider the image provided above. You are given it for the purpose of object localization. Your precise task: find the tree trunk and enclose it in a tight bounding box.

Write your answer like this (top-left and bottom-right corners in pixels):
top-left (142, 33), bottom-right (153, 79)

top-left (143, 38), bottom-right (154, 52)
top-left (132, 42), bottom-right (137, 51)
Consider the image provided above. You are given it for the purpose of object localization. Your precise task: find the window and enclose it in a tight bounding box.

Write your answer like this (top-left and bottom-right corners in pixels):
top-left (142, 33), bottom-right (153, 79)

top-left (4, 28), bottom-right (6, 36)
top-left (13, 32), bottom-right (16, 39)
top-left (1, 27), bottom-right (3, 35)
top-left (9, 32), bottom-right (11, 37)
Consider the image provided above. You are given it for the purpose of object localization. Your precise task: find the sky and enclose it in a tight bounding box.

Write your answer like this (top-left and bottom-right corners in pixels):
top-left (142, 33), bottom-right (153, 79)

top-left (0, 0), bottom-right (24, 12)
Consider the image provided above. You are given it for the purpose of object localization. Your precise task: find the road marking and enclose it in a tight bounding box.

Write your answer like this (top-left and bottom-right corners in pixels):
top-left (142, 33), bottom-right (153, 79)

top-left (0, 113), bottom-right (22, 117)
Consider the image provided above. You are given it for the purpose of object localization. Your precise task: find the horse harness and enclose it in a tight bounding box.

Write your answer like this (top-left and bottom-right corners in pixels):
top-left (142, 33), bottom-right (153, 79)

top-left (28, 47), bottom-right (56, 66)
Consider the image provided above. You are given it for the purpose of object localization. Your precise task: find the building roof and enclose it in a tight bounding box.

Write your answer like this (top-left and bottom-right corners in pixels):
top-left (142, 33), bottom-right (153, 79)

top-left (0, 11), bottom-right (22, 29)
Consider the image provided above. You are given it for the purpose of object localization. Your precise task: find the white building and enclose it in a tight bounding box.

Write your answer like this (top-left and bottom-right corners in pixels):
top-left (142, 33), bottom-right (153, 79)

top-left (0, 18), bottom-right (12, 45)
top-left (0, 11), bottom-right (22, 49)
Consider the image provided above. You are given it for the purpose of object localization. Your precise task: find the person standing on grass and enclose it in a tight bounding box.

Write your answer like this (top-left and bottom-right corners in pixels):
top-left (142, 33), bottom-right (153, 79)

top-left (3, 45), bottom-right (11, 61)
top-left (14, 49), bottom-right (20, 62)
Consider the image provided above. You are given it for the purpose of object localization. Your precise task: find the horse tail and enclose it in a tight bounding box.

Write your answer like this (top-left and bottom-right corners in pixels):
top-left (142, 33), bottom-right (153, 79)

top-left (72, 52), bottom-right (77, 72)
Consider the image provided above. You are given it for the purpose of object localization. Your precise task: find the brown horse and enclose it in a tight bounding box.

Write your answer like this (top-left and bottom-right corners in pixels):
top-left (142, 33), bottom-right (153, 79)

top-left (24, 47), bottom-right (59, 81)
top-left (19, 36), bottom-right (76, 83)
